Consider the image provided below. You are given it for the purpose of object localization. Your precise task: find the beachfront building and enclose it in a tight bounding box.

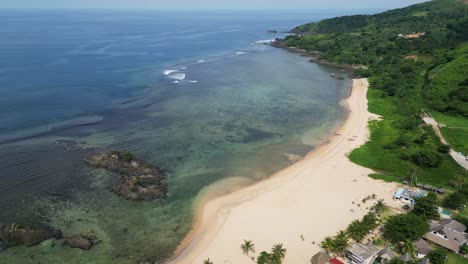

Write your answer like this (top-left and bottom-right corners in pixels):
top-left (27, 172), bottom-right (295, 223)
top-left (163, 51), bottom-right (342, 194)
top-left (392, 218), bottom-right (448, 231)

top-left (414, 239), bottom-right (432, 259)
top-left (311, 251), bottom-right (331, 264)
top-left (423, 219), bottom-right (468, 253)
top-left (310, 252), bottom-right (345, 264)
top-left (347, 242), bottom-right (380, 264)
top-left (377, 246), bottom-right (396, 263)
top-left (393, 188), bottom-right (425, 205)
top-left (400, 253), bottom-right (412, 262)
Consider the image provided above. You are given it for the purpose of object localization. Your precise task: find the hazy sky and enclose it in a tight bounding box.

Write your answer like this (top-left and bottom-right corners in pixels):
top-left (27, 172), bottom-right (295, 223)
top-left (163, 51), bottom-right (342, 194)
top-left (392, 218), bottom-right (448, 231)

top-left (0, 0), bottom-right (428, 10)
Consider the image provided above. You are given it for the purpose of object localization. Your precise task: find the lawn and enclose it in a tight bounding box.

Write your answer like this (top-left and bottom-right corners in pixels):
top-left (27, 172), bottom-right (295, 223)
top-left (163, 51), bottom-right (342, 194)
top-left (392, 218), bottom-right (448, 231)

top-left (432, 111), bottom-right (468, 155)
top-left (447, 253), bottom-right (468, 264)
top-left (441, 128), bottom-right (468, 155)
top-left (349, 89), bottom-right (464, 188)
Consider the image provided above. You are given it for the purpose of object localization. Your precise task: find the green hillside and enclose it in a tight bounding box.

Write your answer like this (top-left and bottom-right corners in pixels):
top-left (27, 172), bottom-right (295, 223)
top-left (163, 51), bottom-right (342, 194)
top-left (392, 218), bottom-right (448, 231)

top-left (280, 0), bottom-right (468, 186)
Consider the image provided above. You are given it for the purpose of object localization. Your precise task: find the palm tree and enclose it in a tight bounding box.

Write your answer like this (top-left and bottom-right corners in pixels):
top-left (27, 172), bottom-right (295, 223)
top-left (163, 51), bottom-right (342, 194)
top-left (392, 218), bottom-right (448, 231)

top-left (203, 258), bottom-right (214, 264)
top-left (241, 240), bottom-right (256, 257)
top-left (347, 219), bottom-right (367, 242)
top-left (401, 239), bottom-right (417, 259)
top-left (321, 237), bottom-right (334, 253)
top-left (257, 251), bottom-right (271, 264)
top-left (333, 231), bottom-right (349, 257)
top-left (371, 199), bottom-right (387, 215)
top-left (271, 243), bottom-right (287, 261)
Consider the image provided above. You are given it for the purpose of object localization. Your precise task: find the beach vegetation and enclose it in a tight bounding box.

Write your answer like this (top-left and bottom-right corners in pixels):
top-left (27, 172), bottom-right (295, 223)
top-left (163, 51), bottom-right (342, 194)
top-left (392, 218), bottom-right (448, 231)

top-left (203, 258), bottom-right (214, 264)
top-left (371, 199), bottom-right (387, 215)
top-left (282, 0), bottom-right (467, 187)
top-left (255, 243), bottom-right (287, 264)
top-left (241, 240), bottom-right (255, 257)
top-left (383, 213), bottom-right (429, 243)
top-left (443, 192), bottom-right (466, 210)
top-left (271, 243), bottom-right (287, 262)
top-left (411, 195), bottom-right (440, 221)
top-left (428, 248), bottom-right (449, 264)
top-left (400, 239), bottom-right (417, 259)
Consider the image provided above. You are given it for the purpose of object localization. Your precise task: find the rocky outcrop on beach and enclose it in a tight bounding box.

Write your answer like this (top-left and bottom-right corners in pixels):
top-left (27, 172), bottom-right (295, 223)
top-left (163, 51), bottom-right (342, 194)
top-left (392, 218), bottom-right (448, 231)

top-left (63, 235), bottom-right (98, 250)
top-left (85, 151), bottom-right (167, 201)
top-left (0, 223), bottom-right (62, 248)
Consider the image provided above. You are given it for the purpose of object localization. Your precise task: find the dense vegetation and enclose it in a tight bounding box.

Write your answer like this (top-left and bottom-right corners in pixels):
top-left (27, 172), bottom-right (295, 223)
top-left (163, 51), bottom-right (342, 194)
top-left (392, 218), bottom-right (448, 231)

top-left (282, 0), bottom-right (467, 186)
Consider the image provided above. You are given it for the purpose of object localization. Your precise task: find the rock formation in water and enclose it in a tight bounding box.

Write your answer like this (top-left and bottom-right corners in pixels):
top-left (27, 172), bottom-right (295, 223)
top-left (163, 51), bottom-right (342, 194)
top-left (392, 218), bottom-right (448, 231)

top-left (64, 235), bottom-right (98, 250)
top-left (85, 151), bottom-right (167, 201)
top-left (0, 223), bottom-right (62, 249)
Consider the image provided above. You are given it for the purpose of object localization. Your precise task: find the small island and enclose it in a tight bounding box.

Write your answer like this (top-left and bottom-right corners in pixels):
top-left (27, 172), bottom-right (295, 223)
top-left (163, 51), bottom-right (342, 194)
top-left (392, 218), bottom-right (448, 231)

top-left (85, 151), bottom-right (167, 201)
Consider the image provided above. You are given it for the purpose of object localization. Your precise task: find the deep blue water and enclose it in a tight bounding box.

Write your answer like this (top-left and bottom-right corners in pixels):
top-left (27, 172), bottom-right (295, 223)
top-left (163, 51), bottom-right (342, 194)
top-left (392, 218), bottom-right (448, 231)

top-left (0, 9), bottom-right (378, 136)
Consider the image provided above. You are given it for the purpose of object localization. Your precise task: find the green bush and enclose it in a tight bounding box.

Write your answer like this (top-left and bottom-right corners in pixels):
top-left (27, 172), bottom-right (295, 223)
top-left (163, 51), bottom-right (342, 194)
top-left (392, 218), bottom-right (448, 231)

top-left (383, 213), bottom-right (429, 243)
top-left (443, 192), bottom-right (466, 209)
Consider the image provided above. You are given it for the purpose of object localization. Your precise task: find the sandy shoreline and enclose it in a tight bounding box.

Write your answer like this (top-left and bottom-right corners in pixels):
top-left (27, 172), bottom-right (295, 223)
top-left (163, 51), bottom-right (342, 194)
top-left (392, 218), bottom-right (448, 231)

top-left (169, 78), bottom-right (399, 264)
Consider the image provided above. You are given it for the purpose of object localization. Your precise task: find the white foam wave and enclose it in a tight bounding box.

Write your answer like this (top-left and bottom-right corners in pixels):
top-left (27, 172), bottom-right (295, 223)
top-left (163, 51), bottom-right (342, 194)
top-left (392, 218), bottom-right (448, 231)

top-left (169, 73), bottom-right (186, 80)
top-left (197, 60), bottom-right (205, 63)
top-left (255, 39), bottom-right (275, 44)
top-left (173, 80), bottom-right (180, 84)
top-left (180, 67), bottom-right (188, 70)
top-left (236, 51), bottom-right (246, 55)
top-left (163, 70), bottom-right (177, 75)
top-left (188, 80), bottom-right (197, 83)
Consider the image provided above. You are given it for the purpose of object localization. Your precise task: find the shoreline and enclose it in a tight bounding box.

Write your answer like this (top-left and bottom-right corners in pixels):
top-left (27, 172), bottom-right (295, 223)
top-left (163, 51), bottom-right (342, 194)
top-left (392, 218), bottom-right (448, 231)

top-left (168, 78), bottom-right (399, 264)
top-left (271, 40), bottom-right (362, 73)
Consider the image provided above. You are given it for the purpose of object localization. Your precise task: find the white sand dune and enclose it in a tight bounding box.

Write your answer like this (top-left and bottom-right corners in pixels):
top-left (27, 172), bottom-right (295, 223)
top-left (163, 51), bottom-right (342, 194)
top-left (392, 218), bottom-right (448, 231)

top-left (170, 78), bottom-right (399, 264)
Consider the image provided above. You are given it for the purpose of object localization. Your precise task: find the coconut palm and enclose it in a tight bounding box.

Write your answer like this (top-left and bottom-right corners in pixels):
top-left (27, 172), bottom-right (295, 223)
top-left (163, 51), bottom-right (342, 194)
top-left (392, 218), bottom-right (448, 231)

top-left (321, 237), bottom-right (334, 253)
top-left (271, 243), bottom-right (287, 261)
top-left (371, 199), bottom-right (387, 215)
top-left (333, 231), bottom-right (349, 257)
top-left (347, 219), bottom-right (368, 242)
top-left (203, 258), bottom-right (214, 264)
top-left (401, 239), bottom-right (417, 259)
top-left (257, 251), bottom-right (271, 264)
top-left (241, 240), bottom-right (256, 257)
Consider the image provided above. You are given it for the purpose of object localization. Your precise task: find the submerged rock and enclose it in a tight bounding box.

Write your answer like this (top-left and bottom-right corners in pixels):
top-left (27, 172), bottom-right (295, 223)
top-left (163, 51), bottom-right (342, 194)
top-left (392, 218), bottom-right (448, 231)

top-left (0, 223), bottom-right (62, 248)
top-left (64, 235), bottom-right (97, 250)
top-left (85, 151), bottom-right (167, 201)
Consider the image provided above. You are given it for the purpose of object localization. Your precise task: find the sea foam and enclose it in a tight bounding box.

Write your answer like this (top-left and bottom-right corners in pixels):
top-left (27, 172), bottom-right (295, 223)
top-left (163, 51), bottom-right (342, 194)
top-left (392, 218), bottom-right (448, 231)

top-left (163, 70), bottom-right (177, 75)
top-left (255, 39), bottom-right (274, 44)
top-left (169, 73), bottom-right (186, 80)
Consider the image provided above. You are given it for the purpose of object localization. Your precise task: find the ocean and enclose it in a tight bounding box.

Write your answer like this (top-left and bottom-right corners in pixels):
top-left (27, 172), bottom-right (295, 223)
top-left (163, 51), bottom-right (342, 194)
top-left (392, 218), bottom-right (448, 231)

top-left (0, 9), bottom-right (371, 263)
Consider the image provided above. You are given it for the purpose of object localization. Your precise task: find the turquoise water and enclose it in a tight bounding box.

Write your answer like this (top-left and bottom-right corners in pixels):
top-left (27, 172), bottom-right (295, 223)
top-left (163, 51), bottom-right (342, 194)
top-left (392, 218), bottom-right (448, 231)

top-left (0, 10), bottom-right (355, 263)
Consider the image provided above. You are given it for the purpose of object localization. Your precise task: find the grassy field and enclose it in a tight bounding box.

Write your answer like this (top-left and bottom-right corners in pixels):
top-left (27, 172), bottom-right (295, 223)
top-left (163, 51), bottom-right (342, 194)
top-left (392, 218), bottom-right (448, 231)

top-left (349, 89), bottom-right (464, 188)
top-left (431, 111), bottom-right (468, 155)
top-left (447, 253), bottom-right (468, 264)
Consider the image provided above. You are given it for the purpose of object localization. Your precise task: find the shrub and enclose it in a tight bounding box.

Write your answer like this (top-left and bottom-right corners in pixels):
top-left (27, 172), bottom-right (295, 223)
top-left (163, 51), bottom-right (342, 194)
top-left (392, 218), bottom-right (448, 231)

top-left (383, 213), bottom-right (429, 243)
top-left (427, 248), bottom-right (448, 264)
top-left (443, 192), bottom-right (466, 209)
top-left (409, 151), bottom-right (442, 168)
top-left (412, 196), bottom-right (440, 221)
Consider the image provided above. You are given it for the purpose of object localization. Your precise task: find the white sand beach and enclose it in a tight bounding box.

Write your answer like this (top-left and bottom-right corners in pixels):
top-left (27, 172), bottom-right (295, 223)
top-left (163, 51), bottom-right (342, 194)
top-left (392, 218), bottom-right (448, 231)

top-left (170, 78), bottom-right (399, 264)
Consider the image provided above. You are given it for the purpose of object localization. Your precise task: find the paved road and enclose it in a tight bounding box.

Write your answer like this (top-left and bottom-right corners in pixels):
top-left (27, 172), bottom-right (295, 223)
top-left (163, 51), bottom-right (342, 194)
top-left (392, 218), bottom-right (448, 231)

top-left (423, 115), bottom-right (468, 170)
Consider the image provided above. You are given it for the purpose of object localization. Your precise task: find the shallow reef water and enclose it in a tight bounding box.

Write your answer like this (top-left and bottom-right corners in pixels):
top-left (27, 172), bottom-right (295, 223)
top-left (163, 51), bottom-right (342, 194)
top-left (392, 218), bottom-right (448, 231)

top-left (0, 10), bottom-right (352, 263)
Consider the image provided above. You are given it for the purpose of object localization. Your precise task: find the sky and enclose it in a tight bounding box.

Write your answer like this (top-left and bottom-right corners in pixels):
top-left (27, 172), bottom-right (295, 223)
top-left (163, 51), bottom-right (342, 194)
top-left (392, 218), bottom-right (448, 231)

top-left (0, 0), bottom-right (429, 10)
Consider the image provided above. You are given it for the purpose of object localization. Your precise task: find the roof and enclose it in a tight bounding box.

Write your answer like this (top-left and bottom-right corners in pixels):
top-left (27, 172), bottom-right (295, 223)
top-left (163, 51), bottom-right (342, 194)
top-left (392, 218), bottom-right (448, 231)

top-left (424, 220), bottom-right (468, 252)
top-left (311, 251), bottom-right (331, 264)
top-left (400, 253), bottom-right (412, 262)
top-left (419, 259), bottom-right (430, 264)
top-left (348, 242), bottom-right (380, 260)
top-left (330, 258), bottom-right (344, 264)
top-left (414, 239), bottom-right (432, 255)
top-left (378, 246), bottom-right (396, 260)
